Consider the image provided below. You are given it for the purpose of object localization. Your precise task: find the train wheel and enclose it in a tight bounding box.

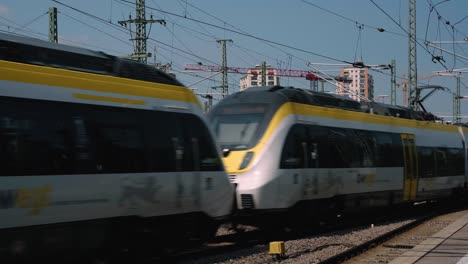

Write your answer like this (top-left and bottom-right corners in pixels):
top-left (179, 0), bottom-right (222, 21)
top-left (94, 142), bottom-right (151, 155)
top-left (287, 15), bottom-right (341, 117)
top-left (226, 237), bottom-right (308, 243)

top-left (5, 237), bottom-right (35, 264)
top-left (196, 219), bottom-right (219, 242)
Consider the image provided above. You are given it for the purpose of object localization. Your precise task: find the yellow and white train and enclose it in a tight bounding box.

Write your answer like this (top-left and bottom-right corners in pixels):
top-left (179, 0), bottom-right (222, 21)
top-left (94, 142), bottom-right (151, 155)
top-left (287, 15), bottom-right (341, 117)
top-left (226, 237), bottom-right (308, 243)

top-left (208, 86), bottom-right (467, 223)
top-left (0, 32), bottom-right (233, 259)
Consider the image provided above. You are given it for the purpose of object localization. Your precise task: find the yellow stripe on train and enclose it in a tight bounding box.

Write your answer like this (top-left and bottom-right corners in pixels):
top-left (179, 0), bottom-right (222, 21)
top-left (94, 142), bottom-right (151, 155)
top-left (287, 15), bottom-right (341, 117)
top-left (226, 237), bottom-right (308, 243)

top-left (73, 93), bottom-right (146, 105)
top-left (223, 102), bottom-right (465, 174)
top-left (0, 60), bottom-right (200, 106)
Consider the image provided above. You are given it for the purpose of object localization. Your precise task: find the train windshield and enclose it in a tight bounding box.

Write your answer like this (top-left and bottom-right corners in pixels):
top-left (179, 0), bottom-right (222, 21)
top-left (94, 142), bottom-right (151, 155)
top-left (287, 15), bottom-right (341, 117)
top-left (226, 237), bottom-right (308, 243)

top-left (209, 104), bottom-right (268, 150)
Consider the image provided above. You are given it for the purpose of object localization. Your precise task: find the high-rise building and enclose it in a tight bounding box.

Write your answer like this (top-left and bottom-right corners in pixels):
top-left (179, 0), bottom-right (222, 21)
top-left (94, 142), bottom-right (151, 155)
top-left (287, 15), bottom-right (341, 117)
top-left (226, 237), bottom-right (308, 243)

top-left (239, 64), bottom-right (281, 91)
top-left (336, 66), bottom-right (374, 101)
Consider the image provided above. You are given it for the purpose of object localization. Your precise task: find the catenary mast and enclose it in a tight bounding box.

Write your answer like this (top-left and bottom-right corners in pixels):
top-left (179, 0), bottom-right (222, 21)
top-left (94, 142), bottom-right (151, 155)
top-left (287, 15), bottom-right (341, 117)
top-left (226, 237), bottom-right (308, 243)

top-left (119, 0), bottom-right (165, 63)
top-left (408, 0), bottom-right (418, 109)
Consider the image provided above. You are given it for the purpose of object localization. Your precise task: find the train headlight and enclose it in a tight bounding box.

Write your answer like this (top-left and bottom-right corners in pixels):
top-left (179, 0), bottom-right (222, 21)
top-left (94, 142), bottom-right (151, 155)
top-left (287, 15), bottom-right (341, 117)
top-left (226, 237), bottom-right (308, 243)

top-left (239, 151), bottom-right (254, 170)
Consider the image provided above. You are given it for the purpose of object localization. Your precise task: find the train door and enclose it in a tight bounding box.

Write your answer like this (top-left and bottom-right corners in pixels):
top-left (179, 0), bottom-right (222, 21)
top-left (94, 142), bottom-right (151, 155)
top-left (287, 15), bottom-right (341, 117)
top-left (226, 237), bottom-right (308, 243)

top-left (279, 125), bottom-right (308, 206)
top-left (172, 115), bottom-right (200, 211)
top-left (303, 125), bottom-right (328, 199)
top-left (401, 134), bottom-right (419, 201)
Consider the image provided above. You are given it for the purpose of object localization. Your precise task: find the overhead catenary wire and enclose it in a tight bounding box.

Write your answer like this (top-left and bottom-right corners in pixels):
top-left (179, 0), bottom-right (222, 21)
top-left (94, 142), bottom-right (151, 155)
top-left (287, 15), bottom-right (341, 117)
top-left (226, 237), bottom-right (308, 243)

top-left (10, 0), bottom-right (460, 106)
top-left (174, 0), bottom-right (218, 40)
top-left (143, 0), bottom-right (366, 91)
top-left (369, 0), bottom-right (468, 89)
top-left (52, 0), bottom-right (219, 68)
top-left (423, 0), bottom-right (468, 81)
top-left (115, 0), bottom-right (355, 65)
top-left (0, 18), bottom-right (126, 56)
top-left (426, 0), bottom-right (467, 38)
top-left (172, 0), bottom-right (312, 73)
top-left (117, 0), bottom-right (336, 76)
top-left (50, 0), bottom-right (240, 97)
top-left (148, 0), bottom-right (215, 64)
top-left (60, 11), bottom-right (131, 48)
top-left (57, 0), bottom-right (366, 88)
top-left (300, 0), bottom-right (407, 38)
top-left (453, 15), bottom-right (468, 27)
top-left (11, 12), bottom-right (48, 33)
top-left (138, 0), bottom-right (318, 88)
top-left (0, 16), bottom-right (48, 39)
top-left (119, 0), bottom-right (464, 96)
top-left (121, 0), bottom-right (243, 90)
top-left (51, 0), bottom-right (224, 67)
top-left (172, 0), bottom-right (322, 71)
top-left (425, 0), bottom-right (468, 70)
top-left (8, 0), bottom-right (230, 99)
top-left (300, 0), bottom-right (467, 92)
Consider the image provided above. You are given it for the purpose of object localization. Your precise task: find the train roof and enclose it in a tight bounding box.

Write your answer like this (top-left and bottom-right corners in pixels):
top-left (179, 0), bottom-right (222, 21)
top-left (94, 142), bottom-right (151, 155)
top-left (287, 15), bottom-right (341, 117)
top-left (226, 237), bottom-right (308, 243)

top-left (0, 32), bottom-right (109, 58)
top-left (0, 32), bottom-right (183, 87)
top-left (223, 86), bottom-right (441, 122)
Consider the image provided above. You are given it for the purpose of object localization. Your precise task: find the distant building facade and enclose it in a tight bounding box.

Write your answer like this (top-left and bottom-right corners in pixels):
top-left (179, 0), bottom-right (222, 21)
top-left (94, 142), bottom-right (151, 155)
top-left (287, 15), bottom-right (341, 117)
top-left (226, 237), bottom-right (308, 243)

top-left (239, 64), bottom-right (281, 91)
top-left (336, 67), bottom-right (374, 102)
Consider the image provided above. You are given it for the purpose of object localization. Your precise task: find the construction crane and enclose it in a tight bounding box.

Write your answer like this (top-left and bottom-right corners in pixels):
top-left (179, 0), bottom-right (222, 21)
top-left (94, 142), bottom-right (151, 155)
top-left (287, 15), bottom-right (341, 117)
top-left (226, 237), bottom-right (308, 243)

top-left (183, 63), bottom-right (351, 93)
top-left (185, 64), bottom-right (319, 80)
top-left (185, 63), bottom-right (353, 110)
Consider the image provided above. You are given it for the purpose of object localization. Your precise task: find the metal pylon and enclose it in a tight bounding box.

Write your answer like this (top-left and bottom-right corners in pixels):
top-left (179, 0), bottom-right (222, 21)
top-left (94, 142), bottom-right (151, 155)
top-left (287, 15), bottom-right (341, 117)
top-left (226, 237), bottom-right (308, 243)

top-left (408, 0), bottom-right (418, 109)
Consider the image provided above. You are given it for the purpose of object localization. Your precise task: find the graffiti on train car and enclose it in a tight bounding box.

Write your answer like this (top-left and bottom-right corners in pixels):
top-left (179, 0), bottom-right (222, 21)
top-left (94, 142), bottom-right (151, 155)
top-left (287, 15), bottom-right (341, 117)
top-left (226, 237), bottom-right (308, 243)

top-left (0, 186), bottom-right (52, 215)
top-left (119, 177), bottom-right (162, 207)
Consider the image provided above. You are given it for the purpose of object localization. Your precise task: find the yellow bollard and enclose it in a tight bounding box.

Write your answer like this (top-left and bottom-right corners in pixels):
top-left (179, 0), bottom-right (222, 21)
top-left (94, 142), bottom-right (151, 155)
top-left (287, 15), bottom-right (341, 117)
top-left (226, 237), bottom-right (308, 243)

top-left (269, 241), bottom-right (286, 259)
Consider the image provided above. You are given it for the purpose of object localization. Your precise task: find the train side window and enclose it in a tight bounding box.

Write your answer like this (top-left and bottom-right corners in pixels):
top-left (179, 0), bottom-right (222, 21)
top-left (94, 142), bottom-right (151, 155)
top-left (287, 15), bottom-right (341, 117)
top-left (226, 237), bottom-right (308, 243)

top-left (2, 41), bottom-right (113, 74)
top-left (418, 147), bottom-right (463, 178)
top-left (280, 125), bottom-right (307, 169)
top-left (328, 128), bottom-right (354, 168)
top-left (349, 129), bottom-right (375, 167)
top-left (363, 130), bottom-right (377, 167)
top-left (0, 97), bottom-right (74, 176)
top-left (91, 108), bottom-right (146, 173)
top-left (375, 132), bottom-right (403, 167)
top-left (173, 115), bottom-right (192, 172)
top-left (306, 126), bottom-right (330, 168)
top-left (145, 111), bottom-right (177, 172)
top-left (434, 149), bottom-right (449, 177)
top-left (447, 148), bottom-right (464, 176)
top-left (186, 115), bottom-right (222, 171)
top-left (70, 115), bottom-right (95, 174)
top-left (418, 147), bottom-right (434, 178)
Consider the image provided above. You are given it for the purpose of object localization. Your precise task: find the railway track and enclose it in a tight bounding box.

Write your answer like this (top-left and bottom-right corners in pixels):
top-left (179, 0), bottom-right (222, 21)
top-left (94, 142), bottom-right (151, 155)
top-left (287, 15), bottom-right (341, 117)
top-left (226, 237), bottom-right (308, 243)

top-left (317, 215), bottom-right (429, 264)
top-left (91, 201), bottom-right (467, 264)
top-left (162, 210), bottom-right (430, 263)
top-left (163, 217), bottom-right (422, 264)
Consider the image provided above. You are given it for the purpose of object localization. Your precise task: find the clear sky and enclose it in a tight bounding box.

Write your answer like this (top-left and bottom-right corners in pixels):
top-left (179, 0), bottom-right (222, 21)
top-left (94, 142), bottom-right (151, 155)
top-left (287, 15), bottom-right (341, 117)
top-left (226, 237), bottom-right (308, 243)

top-left (1, 0), bottom-right (467, 121)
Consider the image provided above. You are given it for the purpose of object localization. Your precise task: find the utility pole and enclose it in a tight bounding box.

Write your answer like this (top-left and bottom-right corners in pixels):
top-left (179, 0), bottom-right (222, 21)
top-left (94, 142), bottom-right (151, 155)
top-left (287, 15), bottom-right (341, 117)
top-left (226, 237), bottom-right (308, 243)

top-left (390, 59), bottom-right (396, 105)
top-left (118, 0), bottom-right (165, 63)
top-left (434, 69), bottom-right (466, 123)
top-left (261, 61), bottom-right (267, 86)
top-left (152, 46), bottom-right (171, 72)
top-left (204, 95), bottom-right (213, 113)
top-left (396, 74), bottom-right (408, 107)
top-left (48, 7), bottom-right (58, 43)
top-left (216, 39), bottom-right (232, 98)
top-left (453, 74), bottom-right (461, 123)
top-left (408, 0), bottom-right (418, 110)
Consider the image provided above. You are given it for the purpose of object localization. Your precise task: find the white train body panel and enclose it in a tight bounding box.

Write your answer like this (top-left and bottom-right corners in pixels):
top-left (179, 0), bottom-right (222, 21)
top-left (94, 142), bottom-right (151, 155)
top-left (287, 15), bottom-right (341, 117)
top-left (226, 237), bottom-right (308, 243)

top-left (209, 87), bottom-right (467, 213)
top-left (0, 32), bottom-right (234, 234)
top-left (0, 171), bottom-right (232, 229)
